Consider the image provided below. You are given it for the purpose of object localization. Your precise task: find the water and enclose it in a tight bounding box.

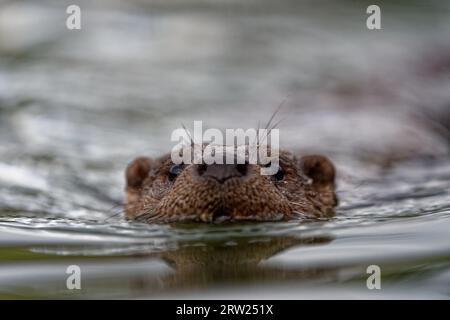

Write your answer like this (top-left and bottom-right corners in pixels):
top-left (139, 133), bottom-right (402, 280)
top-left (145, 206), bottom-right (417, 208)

top-left (0, 0), bottom-right (450, 299)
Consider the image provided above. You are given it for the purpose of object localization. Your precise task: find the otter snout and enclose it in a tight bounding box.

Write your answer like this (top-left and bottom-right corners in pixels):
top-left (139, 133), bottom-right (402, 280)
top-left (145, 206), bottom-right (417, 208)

top-left (197, 163), bottom-right (248, 183)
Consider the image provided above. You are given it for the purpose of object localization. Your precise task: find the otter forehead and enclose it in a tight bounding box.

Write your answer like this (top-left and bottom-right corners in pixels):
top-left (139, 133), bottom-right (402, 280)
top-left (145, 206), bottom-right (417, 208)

top-left (125, 150), bottom-right (337, 223)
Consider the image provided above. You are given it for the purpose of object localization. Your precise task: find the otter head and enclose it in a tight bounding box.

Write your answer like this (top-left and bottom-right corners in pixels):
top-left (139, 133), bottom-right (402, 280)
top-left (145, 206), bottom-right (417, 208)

top-left (125, 149), bottom-right (337, 223)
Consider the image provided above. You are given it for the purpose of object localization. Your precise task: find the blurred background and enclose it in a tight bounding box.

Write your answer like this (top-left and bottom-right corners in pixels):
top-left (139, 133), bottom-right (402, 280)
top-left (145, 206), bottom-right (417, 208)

top-left (0, 0), bottom-right (449, 299)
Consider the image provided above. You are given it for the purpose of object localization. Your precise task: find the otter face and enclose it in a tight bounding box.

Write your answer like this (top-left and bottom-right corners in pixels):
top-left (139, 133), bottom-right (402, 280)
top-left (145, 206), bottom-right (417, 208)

top-left (125, 150), bottom-right (337, 223)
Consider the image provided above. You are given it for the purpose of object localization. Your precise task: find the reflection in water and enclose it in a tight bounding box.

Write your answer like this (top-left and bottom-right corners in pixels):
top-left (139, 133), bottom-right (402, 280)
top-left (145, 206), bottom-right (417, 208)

top-left (155, 235), bottom-right (333, 291)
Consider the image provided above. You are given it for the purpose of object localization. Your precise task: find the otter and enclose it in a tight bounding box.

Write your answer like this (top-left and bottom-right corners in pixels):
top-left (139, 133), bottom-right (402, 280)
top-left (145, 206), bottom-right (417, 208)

top-left (125, 149), bottom-right (337, 223)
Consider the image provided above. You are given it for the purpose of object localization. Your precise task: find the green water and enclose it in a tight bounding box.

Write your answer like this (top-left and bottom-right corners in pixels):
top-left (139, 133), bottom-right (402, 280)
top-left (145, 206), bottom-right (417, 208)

top-left (0, 0), bottom-right (450, 299)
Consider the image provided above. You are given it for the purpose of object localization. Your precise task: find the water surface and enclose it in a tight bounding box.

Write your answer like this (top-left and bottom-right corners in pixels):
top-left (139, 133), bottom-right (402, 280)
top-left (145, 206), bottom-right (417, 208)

top-left (0, 0), bottom-right (450, 299)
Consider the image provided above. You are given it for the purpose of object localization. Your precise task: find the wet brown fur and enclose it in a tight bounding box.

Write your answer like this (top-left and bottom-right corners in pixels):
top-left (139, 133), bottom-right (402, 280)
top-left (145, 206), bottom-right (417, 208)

top-left (125, 149), bottom-right (337, 223)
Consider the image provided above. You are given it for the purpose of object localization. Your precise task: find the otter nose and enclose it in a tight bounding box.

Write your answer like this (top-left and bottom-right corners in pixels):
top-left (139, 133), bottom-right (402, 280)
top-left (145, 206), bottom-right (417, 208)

top-left (198, 163), bottom-right (247, 183)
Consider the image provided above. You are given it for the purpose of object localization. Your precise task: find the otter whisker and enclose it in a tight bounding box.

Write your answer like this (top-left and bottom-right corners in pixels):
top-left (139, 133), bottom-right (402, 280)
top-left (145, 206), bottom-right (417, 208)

top-left (251, 120), bottom-right (261, 148)
top-left (258, 98), bottom-right (287, 147)
top-left (291, 211), bottom-right (310, 219)
top-left (137, 209), bottom-right (166, 223)
top-left (258, 120), bottom-right (282, 148)
top-left (268, 117), bottom-right (285, 135)
top-left (264, 98), bottom-right (287, 131)
top-left (181, 122), bottom-right (194, 147)
top-left (101, 202), bottom-right (129, 221)
top-left (289, 201), bottom-right (305, 207)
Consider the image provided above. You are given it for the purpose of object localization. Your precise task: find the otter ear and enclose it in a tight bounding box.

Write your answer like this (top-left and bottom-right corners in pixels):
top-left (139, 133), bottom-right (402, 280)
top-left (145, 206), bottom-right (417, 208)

top-left (300, 155), bottom-right (336, 187)
top-left (126, 157), bottom-right (153, 189)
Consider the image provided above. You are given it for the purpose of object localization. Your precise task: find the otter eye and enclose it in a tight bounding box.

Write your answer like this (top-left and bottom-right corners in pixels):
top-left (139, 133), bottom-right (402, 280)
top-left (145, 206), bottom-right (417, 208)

top-left (263, 162), bottom-right (285, 181)
top-left (168, 164), bottom-right (183, 181)
top-left (273, 168), bottom-right (284, 181)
